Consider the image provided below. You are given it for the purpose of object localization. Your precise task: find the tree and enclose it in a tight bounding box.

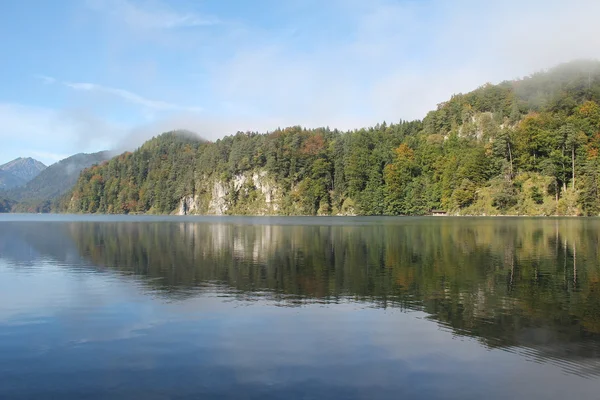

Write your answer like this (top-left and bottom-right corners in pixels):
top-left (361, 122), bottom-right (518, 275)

top-left (452, 179), bottom-right (477, 209)
top-left (561, 123), bottom-right (587, 190)
top-left (384, 144), bottom-right (415, 214)
top-left (492, 180), bottom-right (518, 212)
top-left (531, 186), bottom-right (544, 205)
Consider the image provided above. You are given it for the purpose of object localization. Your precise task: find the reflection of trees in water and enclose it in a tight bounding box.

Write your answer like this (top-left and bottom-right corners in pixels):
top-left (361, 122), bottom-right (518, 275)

top-left (2, 218), bottom-right (600, 372)
top-left (69, 220), bottom-right (600, 342)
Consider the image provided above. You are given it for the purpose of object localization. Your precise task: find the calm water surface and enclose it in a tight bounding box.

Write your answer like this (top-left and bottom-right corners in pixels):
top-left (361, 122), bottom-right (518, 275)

top-left (1, 215), bottom-right (600, 399)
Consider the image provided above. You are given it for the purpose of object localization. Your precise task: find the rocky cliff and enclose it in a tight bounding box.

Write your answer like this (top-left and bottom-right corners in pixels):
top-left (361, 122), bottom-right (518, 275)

top-left (178, 171), bottom-right (281, 215)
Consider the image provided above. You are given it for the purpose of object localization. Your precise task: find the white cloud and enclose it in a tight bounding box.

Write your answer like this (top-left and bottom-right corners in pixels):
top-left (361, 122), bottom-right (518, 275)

top-left (34, 75), bottom-right (57, 85)
top-left (209, 0), bottom-right (600, 128)
top-left (0, 103), bottom-right (125, 165)
top-left (7, 0), bottom-right (600, 164)
top-left (28, 151), bottom-right (70, 164)
top-left (86, 0), bottom-right (219, 30)
top-left (100, 0), bottom-right (600, 153)
top-left (110, 112), bottom-right (282, 153)
top-left (63, 81), bottom-right (203, 112)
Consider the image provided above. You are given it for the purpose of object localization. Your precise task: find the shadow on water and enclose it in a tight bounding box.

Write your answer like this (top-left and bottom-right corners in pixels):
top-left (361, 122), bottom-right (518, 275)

top-left (1, 217), bottom-right (600, 378)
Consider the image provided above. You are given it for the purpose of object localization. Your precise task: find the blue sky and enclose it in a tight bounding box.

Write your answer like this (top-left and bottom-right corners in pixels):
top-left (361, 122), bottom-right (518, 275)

top-left (1, 0), bottom-right (600, 165)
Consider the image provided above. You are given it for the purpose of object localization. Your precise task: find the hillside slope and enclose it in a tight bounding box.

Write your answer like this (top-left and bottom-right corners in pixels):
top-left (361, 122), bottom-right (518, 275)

top-left (0, 197), bottom-right (14, 213)
top-left (0, 170), bottom-right (26, 189)
top-left (67, 60), bottom-right (600, 216)
top-left (0, 157), bottom-right (46, 189)
top-left (4, 151), bottom-right (110, 212)
top-left (0, 157), bottom-right (46, 181)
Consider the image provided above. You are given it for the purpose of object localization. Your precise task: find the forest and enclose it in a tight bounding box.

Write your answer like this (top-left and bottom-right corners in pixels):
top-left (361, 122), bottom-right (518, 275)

top-left (0, 197), bottom-right (14, 213)
top-left (66, 60), bottom-right (600, 216)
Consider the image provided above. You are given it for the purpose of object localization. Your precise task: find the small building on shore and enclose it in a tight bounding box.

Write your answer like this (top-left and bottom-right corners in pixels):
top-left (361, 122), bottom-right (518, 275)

top-left (431, 209), bottom-right (447, 216)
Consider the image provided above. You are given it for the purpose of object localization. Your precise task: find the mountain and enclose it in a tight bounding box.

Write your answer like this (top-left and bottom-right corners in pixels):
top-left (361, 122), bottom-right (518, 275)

top-left (0, 157), bottom-right (46, 189)
top-left (5, 151), bottom-right (110, 212)
top-left (0, 157), bottom-right (46, 181)
top-left (0, 170), bottom-right (26, 189)
top-left (65, 60), bottom-right (600, 216)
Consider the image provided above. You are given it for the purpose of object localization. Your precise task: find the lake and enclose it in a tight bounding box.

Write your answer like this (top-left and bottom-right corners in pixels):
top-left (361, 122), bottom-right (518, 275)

top-left (1, 215), bottom-right (599, 399)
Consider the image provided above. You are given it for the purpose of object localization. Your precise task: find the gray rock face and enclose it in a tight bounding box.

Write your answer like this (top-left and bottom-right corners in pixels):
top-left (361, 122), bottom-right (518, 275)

top-left (0, 157), bottom-right (47, 189)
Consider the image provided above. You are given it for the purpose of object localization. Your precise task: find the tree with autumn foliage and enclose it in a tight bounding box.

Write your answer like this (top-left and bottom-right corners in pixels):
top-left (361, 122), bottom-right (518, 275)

top-left (384, 144), bottom-right (416, 214)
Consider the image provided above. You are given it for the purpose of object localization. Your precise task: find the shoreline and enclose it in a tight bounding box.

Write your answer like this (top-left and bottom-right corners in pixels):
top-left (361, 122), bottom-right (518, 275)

top-left (0, 212), bottom-right (590, 218)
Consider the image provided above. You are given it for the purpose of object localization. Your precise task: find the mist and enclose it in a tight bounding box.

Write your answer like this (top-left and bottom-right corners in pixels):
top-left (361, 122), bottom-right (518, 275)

top-left (109, 0), bottom-right (600, 155)
top-left (4, 0), bottom-right (600, 163)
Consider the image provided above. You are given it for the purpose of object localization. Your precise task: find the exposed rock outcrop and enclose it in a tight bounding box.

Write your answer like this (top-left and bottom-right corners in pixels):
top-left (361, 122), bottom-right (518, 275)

top-left (178, 195), bottom-right (199, 215)
top-left (179, 170), bottom-right (282, 216)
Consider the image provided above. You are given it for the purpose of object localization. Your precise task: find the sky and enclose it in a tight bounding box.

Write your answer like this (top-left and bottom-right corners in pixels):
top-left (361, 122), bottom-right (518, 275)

top-left (2, 0), bottom-right (600, 165)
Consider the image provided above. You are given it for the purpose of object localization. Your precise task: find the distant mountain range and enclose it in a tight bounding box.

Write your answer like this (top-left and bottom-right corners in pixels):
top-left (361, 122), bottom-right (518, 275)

top-left (0, 157), bottom-right (46, 189)
top-left (0, 151), bottom-right (110, 212)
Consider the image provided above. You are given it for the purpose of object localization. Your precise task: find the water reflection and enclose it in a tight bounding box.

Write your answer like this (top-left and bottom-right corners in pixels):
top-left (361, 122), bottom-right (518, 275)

top-left (1, 217), bottom-right (600, 392)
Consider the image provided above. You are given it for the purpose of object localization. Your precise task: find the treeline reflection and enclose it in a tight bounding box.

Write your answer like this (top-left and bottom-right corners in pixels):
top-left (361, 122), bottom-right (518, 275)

top-left (2, 218), bottom-right (600, 372)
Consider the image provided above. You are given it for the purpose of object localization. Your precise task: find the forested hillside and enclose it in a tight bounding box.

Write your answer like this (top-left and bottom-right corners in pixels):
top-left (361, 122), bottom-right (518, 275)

top-left (0, 197), bottom-right (14, 213)
top-left (67, 60), bottom-right (600, 216)
top-left (4, 151), bottom-right (109, 213)
top-left (0, 170), bottom-right (26, 190)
